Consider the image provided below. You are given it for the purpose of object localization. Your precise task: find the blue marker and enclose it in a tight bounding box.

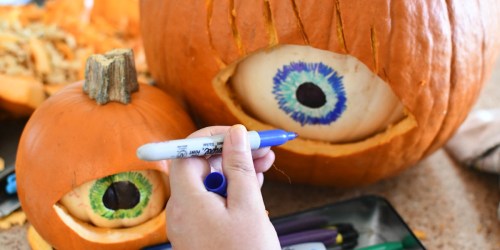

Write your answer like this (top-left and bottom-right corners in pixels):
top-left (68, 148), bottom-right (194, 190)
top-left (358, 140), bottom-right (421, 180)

top-left (137, 129), bottom-right (297, 161)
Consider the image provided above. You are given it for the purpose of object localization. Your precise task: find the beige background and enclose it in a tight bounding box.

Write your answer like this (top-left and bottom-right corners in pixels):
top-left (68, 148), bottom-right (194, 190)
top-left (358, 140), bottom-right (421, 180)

top-left (1, 60), bottom-right (499, 249)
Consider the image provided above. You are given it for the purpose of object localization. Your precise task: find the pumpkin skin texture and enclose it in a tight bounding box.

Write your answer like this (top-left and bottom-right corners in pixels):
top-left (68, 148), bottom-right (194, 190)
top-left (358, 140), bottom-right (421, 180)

top-left (140, 1), bottom-right (500, 187)
top-left (16, 81), bottom-right (196, 249)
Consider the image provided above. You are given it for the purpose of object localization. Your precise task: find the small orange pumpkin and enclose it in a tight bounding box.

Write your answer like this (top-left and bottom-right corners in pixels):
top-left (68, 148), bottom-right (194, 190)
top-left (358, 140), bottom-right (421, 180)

top-left (140, 1), bottom-right (500, 187)
top-left (16, 49), bottom-right (196, 249)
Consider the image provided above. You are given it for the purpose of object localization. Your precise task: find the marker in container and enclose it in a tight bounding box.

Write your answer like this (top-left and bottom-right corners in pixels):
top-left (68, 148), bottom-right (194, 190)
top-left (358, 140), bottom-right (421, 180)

top-left (141, 242), bottom-right (172, 250)
top-left (137, 129), bottom-right (297, 161)
top-left (281, 242), bottom-right (326, 250)
top-left (278, 225), bottom-right (359, 248)
top-left (0, 167), bottom-right (20, 218)
top-left (5, 173), bottom-right (16, 195)
top-left (279, 228), bottom-right (340, 247)
top-left (355, 234), bottom-right (419, 250)
top-left (273, 216), bottom-right (330, 235)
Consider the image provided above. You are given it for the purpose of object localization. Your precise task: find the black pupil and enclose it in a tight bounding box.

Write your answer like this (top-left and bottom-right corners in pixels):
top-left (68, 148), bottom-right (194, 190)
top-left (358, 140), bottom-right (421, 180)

top-left (103, 181), bottom-right (140, 210)
top-left (295, 82), bottom-right (326, 108)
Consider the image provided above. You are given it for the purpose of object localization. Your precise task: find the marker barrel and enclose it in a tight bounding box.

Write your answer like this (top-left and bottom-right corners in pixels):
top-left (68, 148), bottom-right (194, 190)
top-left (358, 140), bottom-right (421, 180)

top-left (137, 130), bottom-right (297, 161)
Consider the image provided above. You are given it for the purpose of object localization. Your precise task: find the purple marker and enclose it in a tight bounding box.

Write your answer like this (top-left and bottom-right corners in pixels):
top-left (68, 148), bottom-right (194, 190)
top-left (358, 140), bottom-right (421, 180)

top-left (279, 229), bottom-right (339, 247)
top-left (273, 216), bottom-right (330, 236)
top-left (137, 129), bottom-right (297, 161)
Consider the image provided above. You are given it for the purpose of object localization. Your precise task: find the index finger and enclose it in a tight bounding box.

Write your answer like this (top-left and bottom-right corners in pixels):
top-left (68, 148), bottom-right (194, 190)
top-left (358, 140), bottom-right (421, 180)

top-left (168, 126), bottom-right (231, 197)
top-left (187, 126), bottom-right (232, 139)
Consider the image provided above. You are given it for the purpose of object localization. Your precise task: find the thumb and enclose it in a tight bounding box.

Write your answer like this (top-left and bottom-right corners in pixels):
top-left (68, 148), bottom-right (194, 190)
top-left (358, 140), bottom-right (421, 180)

top-left (222, 125), bottom-right (265, 211)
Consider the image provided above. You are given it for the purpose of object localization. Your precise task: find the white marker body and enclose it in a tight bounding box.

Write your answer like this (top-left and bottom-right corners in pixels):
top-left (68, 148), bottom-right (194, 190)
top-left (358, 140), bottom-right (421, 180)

top-left (281, 242), bottom-right (326, 250)
top-left (137, 131), bottom-right (261, 161)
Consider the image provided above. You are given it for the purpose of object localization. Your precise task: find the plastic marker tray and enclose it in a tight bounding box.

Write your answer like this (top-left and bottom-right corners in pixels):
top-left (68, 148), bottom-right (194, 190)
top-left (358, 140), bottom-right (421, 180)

top-left (0, 118), bottom-right (27, 218)
top-left (271, 195), bottom-right (426, 249)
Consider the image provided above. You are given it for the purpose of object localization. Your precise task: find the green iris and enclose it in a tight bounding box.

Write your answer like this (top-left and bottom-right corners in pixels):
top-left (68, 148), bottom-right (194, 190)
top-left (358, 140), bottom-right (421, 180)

top-left (89, 172), bottom-right (152, 220)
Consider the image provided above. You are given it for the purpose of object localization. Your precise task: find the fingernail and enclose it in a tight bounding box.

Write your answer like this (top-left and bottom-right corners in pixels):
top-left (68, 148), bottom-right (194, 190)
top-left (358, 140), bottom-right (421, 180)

top-left (230, 125), bottom-right (249, 151)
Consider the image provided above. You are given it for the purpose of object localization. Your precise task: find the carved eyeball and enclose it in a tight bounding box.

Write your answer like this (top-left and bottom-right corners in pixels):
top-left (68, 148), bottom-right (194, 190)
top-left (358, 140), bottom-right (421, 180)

top-left (59, 170), bottom-right (167, 228)
top-left (231, 45), bottom-right (404, 143)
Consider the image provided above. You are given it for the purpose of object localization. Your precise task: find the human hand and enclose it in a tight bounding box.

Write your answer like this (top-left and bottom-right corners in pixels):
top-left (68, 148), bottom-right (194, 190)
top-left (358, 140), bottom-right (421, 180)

top-left (166, 125), bottom-right (281, 249)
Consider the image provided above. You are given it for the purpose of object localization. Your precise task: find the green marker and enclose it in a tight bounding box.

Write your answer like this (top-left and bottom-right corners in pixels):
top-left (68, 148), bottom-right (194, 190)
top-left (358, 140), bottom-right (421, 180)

top-left (355, 241), bottom-right (403, 250)
top-left (355, 235), bottom-right (419, 250)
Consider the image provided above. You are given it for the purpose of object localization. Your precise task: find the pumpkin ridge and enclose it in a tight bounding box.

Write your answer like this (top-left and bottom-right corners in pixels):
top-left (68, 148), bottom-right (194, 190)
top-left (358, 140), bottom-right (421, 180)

top-left (367, 1), bottom-right (449, 182)
top-left (262, 0), bottom-right (279, 46)
top-left (208, 1), bottom-right (241, 65)
top-left (370, 26), bottom-right (379, 73)
top-left (294, 0), bottom-right (336, 50)
top-left (423, 0), bottom-right (455, 155)
top-left (334, 0), bottom-right (348, 53)
top-left (289, 0), bottom-right (309, 45)
top-left (325, 3), bottom-right (335, 50)
top-left (229, 0), bottom-right (246, 56)
top-left (206, 0), bottom-right (227, 67)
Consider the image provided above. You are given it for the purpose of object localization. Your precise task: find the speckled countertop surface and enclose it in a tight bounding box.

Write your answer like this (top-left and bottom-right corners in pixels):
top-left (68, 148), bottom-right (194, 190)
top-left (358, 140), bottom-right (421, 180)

top-left (1, 61), bottom-right (499, 250)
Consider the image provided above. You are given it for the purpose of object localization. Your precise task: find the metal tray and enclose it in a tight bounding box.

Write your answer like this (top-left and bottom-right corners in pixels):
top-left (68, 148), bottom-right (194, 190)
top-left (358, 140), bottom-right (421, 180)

top-left (271, 195), bottom-right (426, 249)
top-left (0, 118), bottom-right (27, 217)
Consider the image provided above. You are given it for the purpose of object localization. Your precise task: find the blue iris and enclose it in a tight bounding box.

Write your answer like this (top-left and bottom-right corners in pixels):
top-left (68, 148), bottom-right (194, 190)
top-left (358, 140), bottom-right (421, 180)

top-left (272, 61), bottom-right (346, 126)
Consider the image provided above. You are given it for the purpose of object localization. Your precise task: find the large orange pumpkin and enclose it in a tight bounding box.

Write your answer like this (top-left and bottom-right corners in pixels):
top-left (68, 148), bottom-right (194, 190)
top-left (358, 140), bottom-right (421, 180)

top-left (16, 49), bottom-right (196, 249)
top-left (140, 1), bottom-right (500, 187)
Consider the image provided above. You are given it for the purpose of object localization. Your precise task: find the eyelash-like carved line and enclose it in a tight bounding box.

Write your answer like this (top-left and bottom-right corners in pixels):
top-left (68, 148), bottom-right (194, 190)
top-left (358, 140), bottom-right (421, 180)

top-left (229, 0), bottom-right (246, 56)
top-left (335, 0), bottom-right (348, 53)
top-left (206, 0), bottom-right (227, 67)
top-left (263, 0), bottom-right (279, 46)
top-left (290, 0), bottom-right (310, 45)
top-left (370, 26), bottom-right (379, 73)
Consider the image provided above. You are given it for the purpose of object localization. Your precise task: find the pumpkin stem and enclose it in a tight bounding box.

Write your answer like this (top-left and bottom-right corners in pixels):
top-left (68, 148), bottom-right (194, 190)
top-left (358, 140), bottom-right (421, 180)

top-left (83, 48), bottom-right (139, 105)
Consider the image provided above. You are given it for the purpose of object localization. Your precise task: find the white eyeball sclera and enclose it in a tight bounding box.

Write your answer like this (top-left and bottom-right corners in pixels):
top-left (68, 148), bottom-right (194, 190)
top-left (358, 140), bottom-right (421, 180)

top-left (231, 45), bottom-right (405, 143)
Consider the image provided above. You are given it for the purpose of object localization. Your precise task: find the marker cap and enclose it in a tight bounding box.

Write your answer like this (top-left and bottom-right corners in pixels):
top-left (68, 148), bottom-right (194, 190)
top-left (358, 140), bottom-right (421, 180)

top-left (204, 172), bottom-right (227, 197)
top-left (257, 130), bottom-right (297, 147)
